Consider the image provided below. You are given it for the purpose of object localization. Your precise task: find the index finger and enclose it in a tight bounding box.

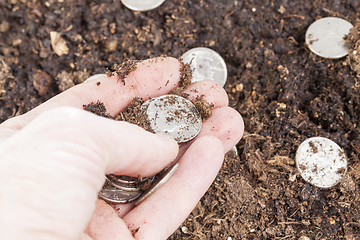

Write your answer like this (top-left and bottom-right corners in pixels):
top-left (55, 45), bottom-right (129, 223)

top-left (27, 57), bottom-right (183, 119)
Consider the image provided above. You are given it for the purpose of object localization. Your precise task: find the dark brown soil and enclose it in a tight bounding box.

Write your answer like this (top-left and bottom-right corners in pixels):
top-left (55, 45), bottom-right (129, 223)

top-left (346, 21), bottom-right (360, 79)
top-left (1, 0), bottom-right (360, 239)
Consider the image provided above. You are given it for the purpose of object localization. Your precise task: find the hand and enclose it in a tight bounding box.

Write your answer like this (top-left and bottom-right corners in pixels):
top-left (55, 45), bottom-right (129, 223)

top-left (0, 57), bottom-right (244, 240)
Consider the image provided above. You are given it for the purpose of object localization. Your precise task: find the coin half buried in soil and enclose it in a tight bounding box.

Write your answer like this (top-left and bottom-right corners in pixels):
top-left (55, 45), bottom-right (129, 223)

top-left (142, 95), bottom-right (202, 143)
top-left (296, 137), bottom-right (348, 188)
top-left (305, 17), bottom-right (353, 59)
top-left (121, 0), bottom-right (165, 11)
top-left (181, 47), bottom-right (228, 87)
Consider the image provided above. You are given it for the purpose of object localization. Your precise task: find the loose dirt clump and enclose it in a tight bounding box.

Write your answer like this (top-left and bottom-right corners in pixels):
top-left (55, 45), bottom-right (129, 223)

top-left (83, 97), bottom-right (153, 133)
top-left (115, 60), bottom-right (137, 85)
top-left (83, 101), bottom-right (112, 119)
top-left (194, 96), bottom-right (214, 120)
top-left (171, 61), bottom-right (193, 95)
top-left (114, 97), bottom-right (154, 133)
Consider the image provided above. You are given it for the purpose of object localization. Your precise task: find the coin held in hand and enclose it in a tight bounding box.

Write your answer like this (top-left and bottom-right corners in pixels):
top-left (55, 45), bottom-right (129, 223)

top-left (99, 94), bottom-right (202, 204)
top-left (142, 94), bottom-right (202, 143)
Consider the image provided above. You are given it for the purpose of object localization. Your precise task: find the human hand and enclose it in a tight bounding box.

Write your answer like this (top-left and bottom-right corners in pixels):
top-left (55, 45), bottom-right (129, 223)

top-left (0, 57), bottom-right (244, 240)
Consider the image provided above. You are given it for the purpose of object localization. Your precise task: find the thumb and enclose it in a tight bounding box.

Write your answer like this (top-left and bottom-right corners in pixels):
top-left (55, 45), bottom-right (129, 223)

top-left (4, 106), bottom-right (179, 177)
top-left (0, 106), bottom-right (178, 240)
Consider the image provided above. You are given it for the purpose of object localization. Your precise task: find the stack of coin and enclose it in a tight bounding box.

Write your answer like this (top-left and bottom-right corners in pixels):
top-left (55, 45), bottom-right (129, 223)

top-left (99, 175), bottom-right (153, 203)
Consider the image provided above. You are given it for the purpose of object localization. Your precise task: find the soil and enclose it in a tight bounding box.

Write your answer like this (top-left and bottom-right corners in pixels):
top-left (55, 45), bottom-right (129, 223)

top-left (1, 0), bottom-right (360, 239)
top-left (346, 20), bottom-right (360, 79)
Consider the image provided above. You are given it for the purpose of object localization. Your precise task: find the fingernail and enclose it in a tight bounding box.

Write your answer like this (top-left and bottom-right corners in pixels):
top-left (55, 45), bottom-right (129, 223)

top-left (84, 74), bottom-right (107, 83)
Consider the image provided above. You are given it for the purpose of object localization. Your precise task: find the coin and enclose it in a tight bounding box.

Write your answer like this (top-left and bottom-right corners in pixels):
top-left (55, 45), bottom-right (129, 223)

top-left (230, 146), bottom-right (238, 155)
top-left (134, 163), bottom-right (179, 206)
top-left (106, 175), bottom-right (153, 191)
top-left (121, 0), bottom-right (165, 11)
top-left (296, 137), bottom-right (347, 188)
top-left (142, 95), bottom-right (202, 143)
top-left (107, 174), bottom-right (149, 185)
top-left (106, 176), bottom-right (141, 192)
top-left (305, 17), bottom-right (353, 59)
top-left (84, 74), bottom-right (106, 83)
top-left (181, 47), bottom-right (228, 87)
top-left (98, 179), bottom-right (143, 203)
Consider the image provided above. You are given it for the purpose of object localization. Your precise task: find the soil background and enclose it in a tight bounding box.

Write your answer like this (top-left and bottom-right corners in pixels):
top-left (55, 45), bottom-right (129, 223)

top-left (1, 0), bottom-right (360, 239)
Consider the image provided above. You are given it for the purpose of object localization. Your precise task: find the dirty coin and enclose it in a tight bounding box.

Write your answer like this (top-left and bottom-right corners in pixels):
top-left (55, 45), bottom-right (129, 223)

top-left (296, 137), bottom-right (347, 188)
top-left (181, 47), bottom-right (228, 87)
top-left (142, 95), bottom-right (202, 143)
top-left (305, 17), bottom-right (353, 59)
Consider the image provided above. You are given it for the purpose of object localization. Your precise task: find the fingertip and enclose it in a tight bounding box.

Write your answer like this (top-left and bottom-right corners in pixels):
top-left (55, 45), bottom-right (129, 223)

top-left (155, 134), bottom-right (180, 160)
top-left (197, 106), bottom-right (244, 152)
top-left (179, 135), bottom-right (224, 179)
top-left (86, 200), bottom-right (135, 240)
top-left (182, 80), bottom-right (229, 108)
top-left (106, 128), bottom-right (180, 178)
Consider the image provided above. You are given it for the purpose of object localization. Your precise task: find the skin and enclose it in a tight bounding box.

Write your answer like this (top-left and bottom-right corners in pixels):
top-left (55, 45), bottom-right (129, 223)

top-left (0, 57), bottom-right (244, 240)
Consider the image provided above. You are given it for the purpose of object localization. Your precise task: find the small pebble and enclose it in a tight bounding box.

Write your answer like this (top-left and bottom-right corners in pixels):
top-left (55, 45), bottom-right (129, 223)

top-left (56, 71), bottom-right (74, 92)
top-left (181, 226), bottom-right (190, 234)
top-left (31, 70), bottom-right (52, 96)
top-left (50, 31), bottom-right (69, 56)
top-left (0, 21), bottom-right (10, 32)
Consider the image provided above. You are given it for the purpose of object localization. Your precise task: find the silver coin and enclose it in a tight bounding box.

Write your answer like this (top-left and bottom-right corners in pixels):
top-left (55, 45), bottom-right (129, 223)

top-left (121, 0), bottom-right (165, 11)
top-left (106, 175), bottom-right (153, 192)
top-left (83, 74), bottom-right (106, 83)
top-left (134, 163), bottom-right (179, 206)
top-left (107, 179), bottom-right (141, 192)
top-left (305, 17), bottom-right (353, 59)
top-left (107, 174), bottom-right (149, 184)
top-left (99, 180), bottom-right (143, 203)
top-left (181, 47), bottom-right (228, 87)
top-left (296, 137), bottom-right (347, 188)
top-left (142, 95), bottom-right (202, 143)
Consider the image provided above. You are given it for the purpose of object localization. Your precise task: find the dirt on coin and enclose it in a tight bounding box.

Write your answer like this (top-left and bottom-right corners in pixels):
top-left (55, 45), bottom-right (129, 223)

top-left (1, 0), bottom-right (360, 239)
